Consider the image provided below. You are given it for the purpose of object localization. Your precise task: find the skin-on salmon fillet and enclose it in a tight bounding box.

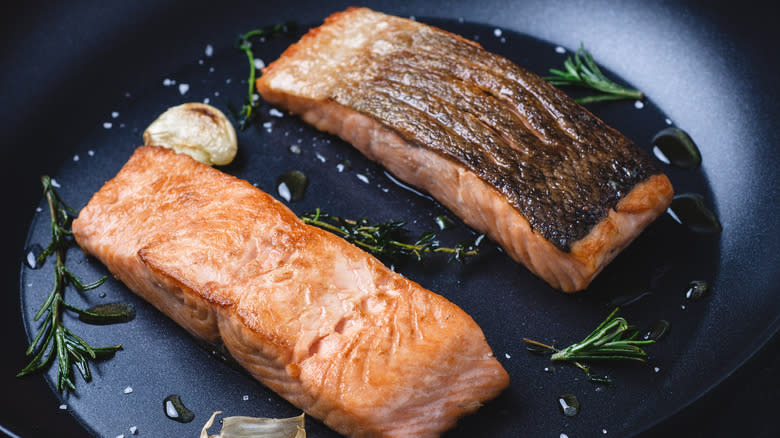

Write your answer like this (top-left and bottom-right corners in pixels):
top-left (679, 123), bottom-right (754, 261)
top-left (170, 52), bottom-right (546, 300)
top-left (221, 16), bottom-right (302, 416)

top-left (72, 146), bottom-right (509, 438)
top-left (256, 7), bottom-right (674, 292)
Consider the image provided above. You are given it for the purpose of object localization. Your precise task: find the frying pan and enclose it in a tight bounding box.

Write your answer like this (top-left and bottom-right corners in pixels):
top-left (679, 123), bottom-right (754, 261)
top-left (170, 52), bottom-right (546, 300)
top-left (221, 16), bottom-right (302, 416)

top-left (2, 0), bottom-right (777, 436)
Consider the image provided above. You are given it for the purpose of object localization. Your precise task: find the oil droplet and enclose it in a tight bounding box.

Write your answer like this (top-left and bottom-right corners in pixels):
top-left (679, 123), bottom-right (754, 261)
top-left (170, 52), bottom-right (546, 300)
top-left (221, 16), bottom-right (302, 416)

top-left (651, 127), bottom-right (701, 169)
top-left (643, 320), bottom-right (671, 341)
top-left (558, 393), bottom-right (580, 417)
top-left (79, 302), bottom-right (136, 325)
top-left (24, 244), bottom-right (44, 269)
top-left (434, 215), bottom-right (455, 230)
top-left (685, 280), bottom-right (710, 301)
top-left (163, 395), bottom-right (195, 423)
top-left (276, 170), bottom-right (308, 202)
top-left (668, 193), bottom-right (722, 233)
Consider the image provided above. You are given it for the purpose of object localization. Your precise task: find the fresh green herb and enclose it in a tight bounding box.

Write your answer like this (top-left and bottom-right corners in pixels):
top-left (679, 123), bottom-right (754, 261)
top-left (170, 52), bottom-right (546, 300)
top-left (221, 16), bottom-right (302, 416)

top-left (18, 176), bottom-right (122, 391)
top-left (523, 308), bottom-right (654, 384)
top-left (300, 208), bottom-right (481, 262)
top-left (545, 43), bottom-right (644, 104)
top-left (233, 21), bottom-right (298, 130)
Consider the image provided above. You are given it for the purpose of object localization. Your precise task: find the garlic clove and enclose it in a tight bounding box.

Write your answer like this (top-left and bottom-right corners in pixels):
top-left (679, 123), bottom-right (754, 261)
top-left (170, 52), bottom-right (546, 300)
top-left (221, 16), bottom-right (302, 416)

top-left (143, 103), bottom-right (237, 166)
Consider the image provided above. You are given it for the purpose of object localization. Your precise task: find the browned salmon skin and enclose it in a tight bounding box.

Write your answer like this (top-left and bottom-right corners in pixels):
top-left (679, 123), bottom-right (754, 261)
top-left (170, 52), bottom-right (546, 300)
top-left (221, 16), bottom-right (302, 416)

top-left (72, 146), bottom-right (509, 438)
top-left (257, 7), bottom-right (674, 292)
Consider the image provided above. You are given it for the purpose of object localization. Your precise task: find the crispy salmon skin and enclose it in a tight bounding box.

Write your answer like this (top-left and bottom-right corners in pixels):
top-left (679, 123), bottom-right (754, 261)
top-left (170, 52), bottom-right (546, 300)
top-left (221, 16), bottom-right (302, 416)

top-left (257, 7), bottom-right (674, 292)
top-left (72, 146), bottom-right (509, 438)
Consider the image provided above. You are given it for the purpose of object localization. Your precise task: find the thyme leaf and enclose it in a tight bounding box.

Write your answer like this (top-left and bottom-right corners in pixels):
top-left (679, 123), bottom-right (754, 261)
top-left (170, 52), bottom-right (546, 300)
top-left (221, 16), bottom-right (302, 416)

top-left (233, 21), bottom-right (298, 130)
top-left (524, 308), bottom-right (654, 384)
top-left (300, 208), bottom-right (481, 262)
top-left (545, 43), bottom-right (644, 104)
top-left (18, 176), bottom-right (122, 391)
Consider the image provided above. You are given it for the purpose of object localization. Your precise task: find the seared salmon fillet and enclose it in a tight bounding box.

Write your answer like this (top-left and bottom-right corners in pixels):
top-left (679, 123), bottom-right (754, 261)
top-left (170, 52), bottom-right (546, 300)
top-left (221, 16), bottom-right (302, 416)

top-left (256, 7), bottom-right (674, 292)
top-left (72, 146), bottom-right (509, 438)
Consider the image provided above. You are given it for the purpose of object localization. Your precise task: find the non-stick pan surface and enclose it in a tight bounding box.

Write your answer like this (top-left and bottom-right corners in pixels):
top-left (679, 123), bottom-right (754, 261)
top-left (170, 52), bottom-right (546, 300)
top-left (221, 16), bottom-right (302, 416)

top-left (1, 1), bottom-right (777, 437)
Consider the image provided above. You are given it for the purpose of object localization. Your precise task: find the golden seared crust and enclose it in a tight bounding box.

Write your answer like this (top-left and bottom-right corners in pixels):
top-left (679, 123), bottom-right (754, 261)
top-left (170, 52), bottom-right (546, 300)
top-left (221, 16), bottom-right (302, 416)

top-left (72, 146), bottom-right (509, 437)
top-left (257, 7), bottom-right (674, 291)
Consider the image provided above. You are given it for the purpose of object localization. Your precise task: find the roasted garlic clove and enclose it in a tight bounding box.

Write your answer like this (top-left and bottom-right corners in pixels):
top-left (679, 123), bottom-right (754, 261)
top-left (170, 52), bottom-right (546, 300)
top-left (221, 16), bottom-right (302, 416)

top-left (143, 103), bottom-right (237, 165)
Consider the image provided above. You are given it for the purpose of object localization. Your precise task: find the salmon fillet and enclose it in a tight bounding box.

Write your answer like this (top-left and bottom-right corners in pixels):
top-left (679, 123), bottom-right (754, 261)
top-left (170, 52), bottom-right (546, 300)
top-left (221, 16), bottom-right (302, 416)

top-left (72, 146), bottom-right (509, 438)
top-left (256, 7), bottom-right (674, 292)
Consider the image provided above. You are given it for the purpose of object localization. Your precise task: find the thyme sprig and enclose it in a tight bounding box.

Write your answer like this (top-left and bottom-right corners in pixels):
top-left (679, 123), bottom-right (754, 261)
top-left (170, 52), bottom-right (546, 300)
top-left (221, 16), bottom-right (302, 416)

top-left (524, 308), bottom-right (654, 383)
top-left (233, 21), bottom-right (297, 130)
top-left (18, 176), bottom-right (122, 392)
top-left (300, 208), bottom-right (481, 262)
top-left (545, 43), bottom-right (644, 104)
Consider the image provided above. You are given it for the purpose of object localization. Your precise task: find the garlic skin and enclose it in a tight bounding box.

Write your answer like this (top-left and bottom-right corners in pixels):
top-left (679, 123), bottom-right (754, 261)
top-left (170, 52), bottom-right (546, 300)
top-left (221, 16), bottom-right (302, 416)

top-left (143, 103), bottom-right (237, 165)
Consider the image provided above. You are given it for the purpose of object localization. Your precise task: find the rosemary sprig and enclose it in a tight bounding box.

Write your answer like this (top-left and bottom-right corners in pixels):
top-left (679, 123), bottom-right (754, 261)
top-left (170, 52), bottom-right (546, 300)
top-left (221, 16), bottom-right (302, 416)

top-left (545, 43), bottom-right (644, 104)
top-left (233, 21), bottom-right (297, 130)
top-left (300, 208), bottom-right (481, 262)
top-left (524, 308), bottom-right (654, 383)
top-left (18, 176), bottom-right (122, 391)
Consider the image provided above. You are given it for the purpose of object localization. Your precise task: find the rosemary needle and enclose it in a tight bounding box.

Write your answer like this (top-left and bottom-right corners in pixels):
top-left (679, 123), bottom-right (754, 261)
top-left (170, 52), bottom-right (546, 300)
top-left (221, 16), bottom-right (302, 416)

top-left (524, 308), bottom-right (654, 383)
top-left (300, 208), bottom-right (481, 262)
top-left (233, 21), bottom-right (297, 130)
top-left (545, 43), bottom-right (644, 104)
top-left (18, 176), bottom-right (122, 391)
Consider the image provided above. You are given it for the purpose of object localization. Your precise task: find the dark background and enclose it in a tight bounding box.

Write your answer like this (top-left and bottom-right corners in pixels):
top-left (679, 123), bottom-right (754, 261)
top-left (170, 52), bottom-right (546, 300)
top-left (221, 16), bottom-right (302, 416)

top-left (1, 1), bottom-right (777, 436)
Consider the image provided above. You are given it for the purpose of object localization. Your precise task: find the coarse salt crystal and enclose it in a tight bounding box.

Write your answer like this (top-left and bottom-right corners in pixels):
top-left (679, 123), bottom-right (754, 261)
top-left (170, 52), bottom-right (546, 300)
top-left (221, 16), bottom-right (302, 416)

top-left (242, 395), bottom-right (249, 401)
top-left (129, 426), bottom-right (138, 435)
top-left (634, 100), bottom-right (645, 109)
top-left (315, 152), bottom-right (326, 163)
top-left (123, 386), bottom-right (133, 394)
top-left (205, 44), bottom-right (214, 57)
top-left (163, 78), bottom-right (175, 86)
top-left (555, 46), bottom-right (566, 54)
top-left (103, 122), bottom-right (113, 129)
top-left (88, 150), bottom-right (95, 156)
top-left (560, 434), bottom-right (569, 438)
top-left (493, 28), bottom-right (502, 37)
top-left (178, 83), bottom-right (190, 95)
top-left (111, 111), bottom-right (119, 118)
top-left (254, 58), bottom-right (265, 69)
top-left (269, 108), bottom-right (284, 117)
top-left (73, 155), bottom-right (80, 162)
top-left (356, 174), bottom-right (370, 184)
top-left (505, 353), bottom-right (511, 359)
top-left (59, 404), bottom-right (68, 410)
top-left (203, 97), bottom-right (211, 104)
top-left (51, 179), bottom-right (61, 188)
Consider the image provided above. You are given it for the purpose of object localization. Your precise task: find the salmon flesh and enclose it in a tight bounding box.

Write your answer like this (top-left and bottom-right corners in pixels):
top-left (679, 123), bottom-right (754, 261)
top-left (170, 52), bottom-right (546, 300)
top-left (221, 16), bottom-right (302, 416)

top-left (72, 146), bottom-right (509, 438)
top-left (257, 7), bottom-right (674, 292)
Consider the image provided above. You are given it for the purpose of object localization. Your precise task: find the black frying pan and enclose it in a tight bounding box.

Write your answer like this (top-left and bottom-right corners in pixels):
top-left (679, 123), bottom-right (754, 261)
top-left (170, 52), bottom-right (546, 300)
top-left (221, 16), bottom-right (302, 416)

top-left (2, 1), bottom-right (777, 437)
